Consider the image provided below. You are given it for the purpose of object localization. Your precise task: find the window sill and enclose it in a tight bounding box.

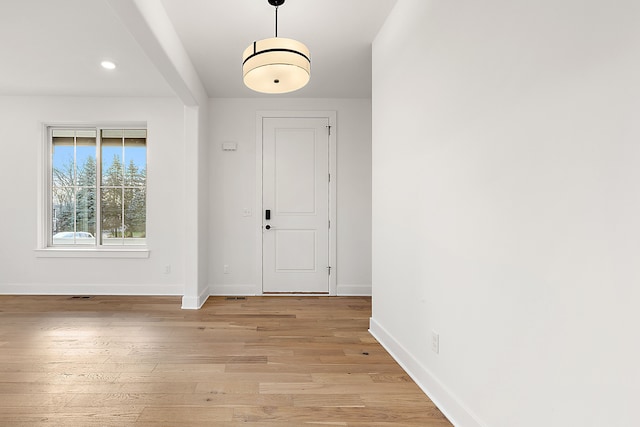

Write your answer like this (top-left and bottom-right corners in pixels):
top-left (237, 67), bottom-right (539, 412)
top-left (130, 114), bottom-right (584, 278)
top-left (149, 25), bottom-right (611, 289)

top-left (35, 247), bottom-right (150, 259)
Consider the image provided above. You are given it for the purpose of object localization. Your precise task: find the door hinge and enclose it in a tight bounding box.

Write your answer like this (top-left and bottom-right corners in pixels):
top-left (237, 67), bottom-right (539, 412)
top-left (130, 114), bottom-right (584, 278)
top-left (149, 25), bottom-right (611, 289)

top-left (328, 173), bottom-right (331, 182)
top-left (327, 266), bottom-right (332, 275)
top-left (326, 125), bottom-right (332, 135)
top-left (328, 219), bottom-right (331, 228)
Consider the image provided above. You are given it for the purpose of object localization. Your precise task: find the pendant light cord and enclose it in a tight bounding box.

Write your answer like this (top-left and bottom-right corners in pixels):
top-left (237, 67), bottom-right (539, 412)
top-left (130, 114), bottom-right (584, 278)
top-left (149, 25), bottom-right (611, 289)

top-left (275, 6), bottom-right (279, 37)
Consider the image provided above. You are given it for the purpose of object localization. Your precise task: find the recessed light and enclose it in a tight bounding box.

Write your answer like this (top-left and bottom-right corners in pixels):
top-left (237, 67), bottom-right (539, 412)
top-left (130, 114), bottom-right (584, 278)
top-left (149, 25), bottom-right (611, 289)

top-left (101, 60), bottom-right (116, 70)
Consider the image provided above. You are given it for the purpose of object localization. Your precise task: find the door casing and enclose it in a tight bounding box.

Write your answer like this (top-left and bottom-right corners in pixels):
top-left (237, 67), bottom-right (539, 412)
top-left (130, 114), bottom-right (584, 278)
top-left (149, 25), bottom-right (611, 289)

top-left (255, 111), bottom-right (337, 295)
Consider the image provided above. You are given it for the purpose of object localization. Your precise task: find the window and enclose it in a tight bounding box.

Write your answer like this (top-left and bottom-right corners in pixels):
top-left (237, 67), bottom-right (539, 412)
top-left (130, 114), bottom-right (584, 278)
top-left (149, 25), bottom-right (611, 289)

top-left (48, 127), bottom-right (147, 247)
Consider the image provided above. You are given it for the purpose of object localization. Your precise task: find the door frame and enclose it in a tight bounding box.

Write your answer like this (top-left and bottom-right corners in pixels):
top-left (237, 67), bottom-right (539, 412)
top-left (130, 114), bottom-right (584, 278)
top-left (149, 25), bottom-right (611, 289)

top-left (255, 111), bottom-right (337, 295)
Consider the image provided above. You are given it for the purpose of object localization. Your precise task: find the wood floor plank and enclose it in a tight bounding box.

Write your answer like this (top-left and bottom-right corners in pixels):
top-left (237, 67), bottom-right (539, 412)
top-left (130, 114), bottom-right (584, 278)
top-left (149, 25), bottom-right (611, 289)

top-left (136, 406), bottom-right (235, 423)
top-left (0, 406), bottom-right (142, 425)
top-left (292, 394), bottom-right (366, 408)
top-left (0, 362), bottom-right (158, 374)
top-left (0, 295), bottom-right (451, 426)
top-left (65, 392), bottom-right (294, 408)
top-left (259, 382), bottom-right (424, 395)
top-left (231, 406), bottom-right (447, 425)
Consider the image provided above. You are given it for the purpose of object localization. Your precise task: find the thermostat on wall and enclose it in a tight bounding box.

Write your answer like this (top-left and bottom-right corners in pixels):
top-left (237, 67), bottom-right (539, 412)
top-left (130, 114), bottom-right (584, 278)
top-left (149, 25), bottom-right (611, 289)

top-left (222, 142), bottom-right (237, 151)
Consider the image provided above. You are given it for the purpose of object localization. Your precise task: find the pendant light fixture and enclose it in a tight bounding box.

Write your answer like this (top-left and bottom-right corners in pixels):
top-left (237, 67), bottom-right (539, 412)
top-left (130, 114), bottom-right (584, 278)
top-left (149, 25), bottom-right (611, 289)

top-left (242, 0), bottom-right (311, 94)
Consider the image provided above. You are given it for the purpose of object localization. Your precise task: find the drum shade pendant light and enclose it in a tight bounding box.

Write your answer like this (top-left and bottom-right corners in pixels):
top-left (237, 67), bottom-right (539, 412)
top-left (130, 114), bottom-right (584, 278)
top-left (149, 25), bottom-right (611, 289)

top-left (242, 0), bottom-right (310, 94)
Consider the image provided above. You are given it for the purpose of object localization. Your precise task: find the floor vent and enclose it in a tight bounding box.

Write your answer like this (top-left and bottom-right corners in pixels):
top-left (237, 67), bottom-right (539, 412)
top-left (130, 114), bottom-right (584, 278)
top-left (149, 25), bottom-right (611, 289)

top-left (70, 296), bottom-right (93, 299)
top-left (225, 296), bottom-right (247, 300)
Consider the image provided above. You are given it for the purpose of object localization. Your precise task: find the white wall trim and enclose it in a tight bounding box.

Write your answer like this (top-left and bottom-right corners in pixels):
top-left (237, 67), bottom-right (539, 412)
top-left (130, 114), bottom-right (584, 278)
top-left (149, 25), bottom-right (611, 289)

top-left (35, 248), bottom-right (150, 258)
top-left (37, 121), bottom-right (148, 251)
top-left (0, 283), bottom-right (182, 296)
top-left (209, 283), bottom-right (261, 296)
top-left (369, 317), bottom-right (486, 427)
top-left (37, 123), bottom-right (48, 250)
top-left (181, 285), bottom-right (210, 309)
top-left (337, 284), bottom-right (371, 296)
top-left (255, 110), bottom-right (338, 296)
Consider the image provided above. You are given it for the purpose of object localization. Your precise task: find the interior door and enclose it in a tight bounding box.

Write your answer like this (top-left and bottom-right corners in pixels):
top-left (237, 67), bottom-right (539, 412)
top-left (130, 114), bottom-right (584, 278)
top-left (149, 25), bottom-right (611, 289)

top-left (262, 117), bottom-right (330, 293)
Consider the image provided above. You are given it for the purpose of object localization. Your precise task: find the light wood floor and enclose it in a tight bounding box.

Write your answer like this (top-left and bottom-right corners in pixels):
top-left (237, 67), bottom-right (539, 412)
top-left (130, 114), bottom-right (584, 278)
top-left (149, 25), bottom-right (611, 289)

top-left (0, 295), bottom-right (451, 426)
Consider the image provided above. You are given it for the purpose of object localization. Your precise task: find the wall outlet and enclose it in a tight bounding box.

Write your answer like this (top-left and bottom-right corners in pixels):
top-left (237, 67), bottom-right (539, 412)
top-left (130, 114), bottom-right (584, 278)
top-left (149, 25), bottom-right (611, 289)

top-left (224, 264), bottom-right (229, 274)
top-left (431, 331), bottom-right (439, 354)
top-left (242, 208), bottom-right (252, 217)
top-left (164, 265), bottom-right (171, 274)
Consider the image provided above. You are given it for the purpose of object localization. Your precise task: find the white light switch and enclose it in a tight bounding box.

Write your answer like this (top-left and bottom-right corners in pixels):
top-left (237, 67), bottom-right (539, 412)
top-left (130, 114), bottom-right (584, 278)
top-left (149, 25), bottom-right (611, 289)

top-left (222, 142), bottom-right (237, 151)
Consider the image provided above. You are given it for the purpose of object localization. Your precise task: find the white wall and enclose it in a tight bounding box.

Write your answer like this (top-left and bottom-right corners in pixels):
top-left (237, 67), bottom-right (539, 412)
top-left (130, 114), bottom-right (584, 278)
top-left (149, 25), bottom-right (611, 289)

top-left (0, 96), bottom-right (186, 295)
top-left (209, 98), bottom-right (372, 295)
top-left (371, 1), bottom-right (640, 426)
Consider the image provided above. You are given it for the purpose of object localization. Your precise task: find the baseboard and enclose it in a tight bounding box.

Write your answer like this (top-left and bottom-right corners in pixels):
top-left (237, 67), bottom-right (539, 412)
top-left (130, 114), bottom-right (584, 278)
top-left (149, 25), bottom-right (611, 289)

top-left (0, 282), bottom-right (182, 296)
top-left (209, 283), bottom-right (260, 296)
top-left (209, 283), bottom-right (371, 296)
top-left (337, 283), bottom-right (371, 296)
top-left (181, 285), bottom-right (210, 309)
top-left (369, 317), bottom-right (485, 427)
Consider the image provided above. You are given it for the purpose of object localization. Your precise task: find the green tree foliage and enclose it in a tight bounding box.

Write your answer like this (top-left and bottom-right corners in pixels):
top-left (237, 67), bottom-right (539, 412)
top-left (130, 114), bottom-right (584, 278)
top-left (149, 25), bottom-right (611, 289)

top-left (52, 151), bottom-right (146, 241)
top-left (124, 160), bottom-right (146, 237)
top-left (52, 159), bottom-right (75, 234)
top-left (101, 154), bottom-right (124, 237)
top-left (101, 154), bottom-right (146, 238)
top-left (76, 156), bottom-right (96, 235)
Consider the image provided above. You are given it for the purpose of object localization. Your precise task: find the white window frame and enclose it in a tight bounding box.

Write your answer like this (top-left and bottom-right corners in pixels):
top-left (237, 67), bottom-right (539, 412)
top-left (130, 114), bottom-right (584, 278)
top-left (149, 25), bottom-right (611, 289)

top-left (36, 123), bottom-right (149, 259)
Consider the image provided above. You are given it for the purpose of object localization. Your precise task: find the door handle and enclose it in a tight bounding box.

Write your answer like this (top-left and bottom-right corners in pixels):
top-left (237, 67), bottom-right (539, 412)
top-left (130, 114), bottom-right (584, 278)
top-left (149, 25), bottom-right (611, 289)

top-left (265, 209), bottom-right (271, 220)
top-left (265, 225), bottom-right (271, 230)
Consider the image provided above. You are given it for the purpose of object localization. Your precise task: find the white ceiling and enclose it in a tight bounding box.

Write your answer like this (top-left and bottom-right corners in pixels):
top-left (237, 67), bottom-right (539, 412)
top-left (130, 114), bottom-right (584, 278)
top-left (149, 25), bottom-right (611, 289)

top-left (0, 0), bottom-right (397, 99)
top-left (0, 0), bottom-right (174, 97)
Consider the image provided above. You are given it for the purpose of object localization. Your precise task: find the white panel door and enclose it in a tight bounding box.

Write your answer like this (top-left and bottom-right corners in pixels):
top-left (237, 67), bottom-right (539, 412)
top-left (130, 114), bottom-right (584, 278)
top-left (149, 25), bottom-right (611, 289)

top-left (263, 117), bottom-right (329, 293)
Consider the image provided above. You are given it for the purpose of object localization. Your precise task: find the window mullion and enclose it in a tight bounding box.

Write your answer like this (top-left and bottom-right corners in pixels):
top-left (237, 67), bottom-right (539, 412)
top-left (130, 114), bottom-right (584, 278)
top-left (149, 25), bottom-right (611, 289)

top-left (96, 129), bottom-right (102, 246)
top-left (47, 127), bottom-right (53, 247)
top-left (121, 134), bottom-right (125, 245)
top-left (73, 133), bottom-right (77, 244)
